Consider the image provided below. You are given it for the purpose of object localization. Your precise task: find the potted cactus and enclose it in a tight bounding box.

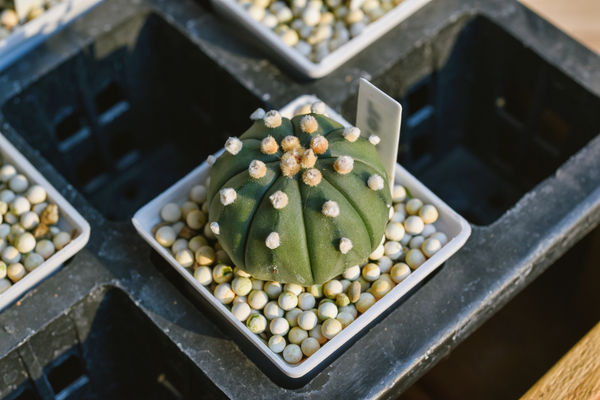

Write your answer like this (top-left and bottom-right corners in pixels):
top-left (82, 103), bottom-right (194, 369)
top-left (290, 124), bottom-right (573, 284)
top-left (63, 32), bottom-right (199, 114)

top-left (207, 102), bottom-right (392, 286)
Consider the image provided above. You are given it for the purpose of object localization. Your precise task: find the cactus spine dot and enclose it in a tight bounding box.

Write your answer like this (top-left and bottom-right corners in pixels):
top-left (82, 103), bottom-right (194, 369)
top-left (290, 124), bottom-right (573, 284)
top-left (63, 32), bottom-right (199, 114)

top-left (210, 222), bottom-right (220, 235)
top-left (250, 108), bottom-right (266, 120)
top-left (261, 135), bottom-right (279, 155)
top-left (249, 160), bottom-right (267, 179)
top-left (311, 101), bottom-right (326, 115)
top-left (310, 135), bottom-right (328, 154)
top-left (301, 149), bottom-right (317, 169)
top-left (369, 134), bottom-right (381, 145)
top-left (300, 115), bottom-right (318, 133)
top-left (220, 188), bottom-right (237, 205)
top-left (225, 137), bottom-right (243, 155)
top-left (368, 174), bottom-right (384, 191)
top-left (343, 127), bottom-right (361, 142)
top-left (333, 155), bottom-right (354, 174)
top-left (270, 191), bottom-right (289, 209)
top-left (207, 155), bottom-right (216, 166)
top-left (266, 232), bottom-right (281, 249)
top-left (339, 238), bottom-right (353, 254)
top-left (264, 110), bottom-right (282, 128)
top-left (322, 201), bottom-right (340, 217)
top-left (281, 136), bottom-right (301, 152)
top-left (281, 152), bottom-right (301, 177)
top-left (302, 169), bottom-right (322, 186)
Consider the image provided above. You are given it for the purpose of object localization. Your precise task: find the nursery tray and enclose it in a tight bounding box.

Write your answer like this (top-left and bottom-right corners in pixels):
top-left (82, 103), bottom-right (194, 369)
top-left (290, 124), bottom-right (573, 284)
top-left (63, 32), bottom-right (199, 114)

top-left (0, 132), bottom-right (91, 310)
top-left (0, 0), bottom-right (104, 72)
top-left (132, 96), bottom-right (471, 381)
top-left (210, 0), bottom-right (431, 79)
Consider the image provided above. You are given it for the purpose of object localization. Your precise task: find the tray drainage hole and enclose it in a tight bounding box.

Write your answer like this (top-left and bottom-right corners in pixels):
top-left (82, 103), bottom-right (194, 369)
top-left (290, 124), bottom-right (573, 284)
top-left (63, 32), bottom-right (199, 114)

top-left (95, 81), bottom-right (125, 115)
top-left (47, 355), bottom-right (87, 396)
top-left (76, 151), bottom-right (105, 187)
top-left (497, 83), bottom-right (533, 124)
top-left (9, 387), bottom-right (39, 400)
top-left (55, 110), bottom-right (84, 142)
top-left (539, 108), bottom-right (569, 148)
top-left (407, 82), bottom-right (431, 117)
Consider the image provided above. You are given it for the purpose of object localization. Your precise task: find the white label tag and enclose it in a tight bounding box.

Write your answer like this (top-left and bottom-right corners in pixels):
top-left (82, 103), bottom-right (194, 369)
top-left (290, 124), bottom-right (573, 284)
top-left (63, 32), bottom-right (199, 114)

top-left (356, 78), bottom-right (402, 190)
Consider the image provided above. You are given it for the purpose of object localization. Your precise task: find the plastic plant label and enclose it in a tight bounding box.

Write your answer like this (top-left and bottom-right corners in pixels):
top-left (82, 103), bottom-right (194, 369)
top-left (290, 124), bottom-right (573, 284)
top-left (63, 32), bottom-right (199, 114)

top-left (356, 78), bottom-right (402, 189)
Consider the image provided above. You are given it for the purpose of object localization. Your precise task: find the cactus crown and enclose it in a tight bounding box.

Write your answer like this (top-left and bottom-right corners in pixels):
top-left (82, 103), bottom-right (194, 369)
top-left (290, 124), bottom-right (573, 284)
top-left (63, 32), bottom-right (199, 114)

top-left (207, 105), bottom-right (392, 285)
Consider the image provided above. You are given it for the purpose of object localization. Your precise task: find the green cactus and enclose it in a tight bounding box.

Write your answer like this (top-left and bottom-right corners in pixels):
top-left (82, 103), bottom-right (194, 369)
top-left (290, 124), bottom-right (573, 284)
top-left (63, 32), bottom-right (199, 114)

top-left (207, 103), bottom-right (392, 286)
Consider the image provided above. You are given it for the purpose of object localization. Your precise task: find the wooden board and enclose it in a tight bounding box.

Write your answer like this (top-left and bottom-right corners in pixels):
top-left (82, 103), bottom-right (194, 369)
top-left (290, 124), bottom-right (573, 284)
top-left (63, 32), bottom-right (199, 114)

top-left (521, 321), bottom-right (600, 400)
top-left (519, 0), bottom-right (600, 55)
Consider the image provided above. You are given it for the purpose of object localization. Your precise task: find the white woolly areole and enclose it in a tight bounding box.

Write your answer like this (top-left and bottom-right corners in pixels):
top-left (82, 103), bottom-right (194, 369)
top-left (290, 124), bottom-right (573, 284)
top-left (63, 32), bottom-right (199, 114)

top-left (264, 110), bottom-right (282, 128)
top-left (343, 127), bottom-right (361, 142)
top-left (300, 115), bottom-right (318, 133)
top-left (311, 101), bottom-right (326, 114)
top-left (322, 201), bottom-right (340, 217)
top-left (339, 238), bottom-right (353, 254)
top-left (250, 108), bottom-right (266, 120)
top-left (220, 188), bottom-right (237, 205)
top-left (310, 135), bottom-right (328, 154)
top-left (334, 155), bottom-right (354, 174)
top-left (225, 137), bottom-right (243, 155)
top-left (207, 155), bottom-right (216, 166)
top-left (210, 222), bottom-right (220, 235)
top-left (248, 160), bottom-right (267, 179)
top-left (368, 174), bottom-right (384, 191)
top-left (261, 135), bottom-right (279, 154)
top-left (369, 134), bottom-right (381, 145)
top-left (270, 191), bottom-right (289, 209)
top-left (266, 232), bottom-right (280, 249)
top-left (302, 169), bottom-right (322, 186)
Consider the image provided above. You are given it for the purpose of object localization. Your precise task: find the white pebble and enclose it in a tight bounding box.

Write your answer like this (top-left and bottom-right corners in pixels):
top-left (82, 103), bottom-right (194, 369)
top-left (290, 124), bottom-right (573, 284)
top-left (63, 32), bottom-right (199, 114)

top-left (214, 283), bottom-right (235, 304)
top-left (355, 292), bottom-right (376, 313)
top-left (15, 233), bottom-right (36, 254)
top-left (35, 240), bottom-right (55, 260)
top-left (194, 266), bottom-right (213, 285)
top-left (246, 314), bottom-right (267, 334)
top-left (155, 226), bottom-right (176, 247)
top-left (248, 289), bottom-right (269, 310)
top-left (404, 215), bottom-right (425, 235)
top-left (172, 238), bottom-right (189, 254)
top-left (264, 301), bottom-right (284, 320)
top-left (278, 291), bottom-right (299, 311)
top-left (409, 235), bottom-right (425, 250)
top-left (189, 185), bottom-right (208, 203)
top-left (385, 222), bottom-right (405, 241)
top-left (24, 253), bottom-right (44, 272)
top-left (286, 308), bottom-right (303, 327)
top-left (392, 185), bottom-right (407, 202)
top-left (342, 265), bottom-right (361, 281)
top-left (270, 317), bottom-right (290, 336)
top-left (362, 263), bottom-right (380, 282)
top-left (421, 224), bottom-right (437, 238)
top-left (232, 302), bottom-right (252, 321)
top-left (405, 198), bottom-right (423, 215)
top-left (369, 243), bottom-right (385, 260)
top-left (336, 311), bottom-right (354, 328)
top-left (378, 256), bottom-right (393, 274)
top-left (422, 238), bottom-right (442, 257)
top-left (264, 281), bottom-right (283, 299)
top-left (160, 203), bottom-right (181, 222)
top-left (302, 7), bottom-right (321, 26)
top-left (321, 318), bottom-right (342, 339)
top-left (390, 262), bottom-right (411, 283)
top-left (430, 232), bottom-right (448, 246)
top-left (298, 310), bottom-right (318, 330)
top-left (26, 185), bottom-right (46, 204)
top-left (2, 246), bottom-right (20, 264)
top-left (298, 292), bottom-right (316, 310)
top-left (288, 326), bottom-right (309, 345)
top-left (0, 165), bottom-right (17, 182)
top-left (283, 344), bottom-right (303, 363)
top-left (171, 248), bottom-right (194, 269)
top-left (405, 249), bottom-right (426, 270)
top-left (8, 175), bottom-right (28, 193)
top-left (53, 232), bottom-right (71, 251)
top-left (268, 335), bottom-right (286, 353)
top-left (419, 204), bottom-right (439, 224)
top-left (10, 196), bottom-right (30, 216)
top-left (317, 301), bottom-right (338, 320)
top-left (20, 211), bottom-right (39, 230)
